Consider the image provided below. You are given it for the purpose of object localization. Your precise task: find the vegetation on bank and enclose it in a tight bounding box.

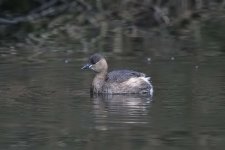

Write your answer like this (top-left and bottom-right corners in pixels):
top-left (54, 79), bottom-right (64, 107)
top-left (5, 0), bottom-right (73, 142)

top-left (0, 0), bottom-right (225, 56)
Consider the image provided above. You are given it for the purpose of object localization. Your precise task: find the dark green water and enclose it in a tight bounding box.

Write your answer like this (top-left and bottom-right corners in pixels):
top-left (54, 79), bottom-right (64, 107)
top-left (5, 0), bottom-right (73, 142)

top-left (0, 53), bottom-right (225, 150)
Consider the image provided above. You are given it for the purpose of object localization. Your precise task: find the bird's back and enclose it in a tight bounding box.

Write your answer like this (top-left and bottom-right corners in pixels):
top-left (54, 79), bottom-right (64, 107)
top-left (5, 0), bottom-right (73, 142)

top-left (106, 70), bottom-right (146, 83)
top-left (103, 70), bottom-right (153, 95)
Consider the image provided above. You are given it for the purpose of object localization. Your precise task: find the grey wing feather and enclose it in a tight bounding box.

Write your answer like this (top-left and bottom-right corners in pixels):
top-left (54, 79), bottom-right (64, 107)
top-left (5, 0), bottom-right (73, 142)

top-left (106, 70), bottom-right (146, 83)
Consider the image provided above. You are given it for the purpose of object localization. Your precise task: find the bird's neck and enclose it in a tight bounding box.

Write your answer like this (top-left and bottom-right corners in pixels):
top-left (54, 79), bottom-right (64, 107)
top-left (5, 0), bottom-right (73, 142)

top-left (92, 71), bottom-right (107, 93)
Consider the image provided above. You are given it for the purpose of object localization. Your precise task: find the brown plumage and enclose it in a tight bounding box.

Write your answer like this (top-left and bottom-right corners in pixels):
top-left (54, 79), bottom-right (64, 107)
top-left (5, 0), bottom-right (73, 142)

top-left (82, 53), bottom-right (153, 96)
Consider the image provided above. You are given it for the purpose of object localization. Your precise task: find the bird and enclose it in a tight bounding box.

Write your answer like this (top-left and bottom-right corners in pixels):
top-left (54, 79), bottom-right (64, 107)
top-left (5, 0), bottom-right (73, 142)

top-left (82, 53), bottom-right (153, 96)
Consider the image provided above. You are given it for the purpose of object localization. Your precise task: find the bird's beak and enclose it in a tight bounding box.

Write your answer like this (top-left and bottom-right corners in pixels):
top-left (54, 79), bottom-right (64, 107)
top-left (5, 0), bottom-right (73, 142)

top-left (81, 64), bottom-right (92, 70)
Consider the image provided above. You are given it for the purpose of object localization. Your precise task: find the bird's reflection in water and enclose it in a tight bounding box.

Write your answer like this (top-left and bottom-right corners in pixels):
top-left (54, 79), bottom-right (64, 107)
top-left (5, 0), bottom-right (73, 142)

top-left (91, 94), bottom-right (153, 130)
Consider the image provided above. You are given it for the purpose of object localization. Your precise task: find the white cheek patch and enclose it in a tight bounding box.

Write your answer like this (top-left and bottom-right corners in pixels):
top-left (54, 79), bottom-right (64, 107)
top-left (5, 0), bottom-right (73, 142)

top-left (89, 65), bottom-right (96, 71)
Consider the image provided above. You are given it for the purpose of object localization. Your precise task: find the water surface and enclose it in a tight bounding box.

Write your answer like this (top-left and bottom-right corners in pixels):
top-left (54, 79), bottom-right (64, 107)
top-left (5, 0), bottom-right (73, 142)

top-left (0, 53), bottom-right (225, 150)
